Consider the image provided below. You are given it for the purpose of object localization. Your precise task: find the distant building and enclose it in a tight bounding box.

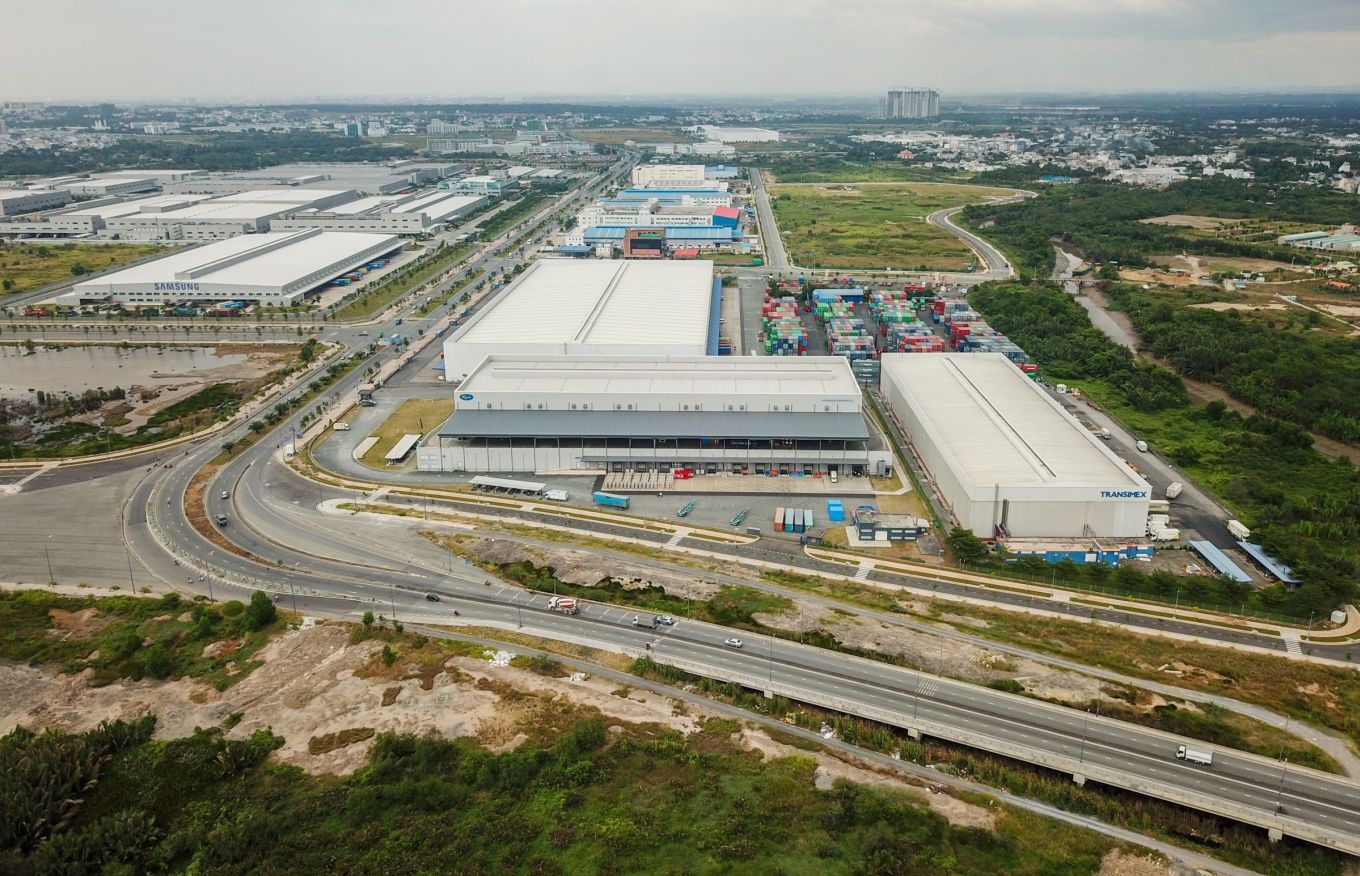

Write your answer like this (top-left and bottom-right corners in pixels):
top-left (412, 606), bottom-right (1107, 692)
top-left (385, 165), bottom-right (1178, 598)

top-left (0, 189), bottom-right (72, 216)
top-left (631, 164), bottom-right (709, 187)
top-left (427, 138), bottom-right (496, 154)
top-left (884, 88), bottom-right (940, 119)
top-left (692, 126), bottom-right (780, 144)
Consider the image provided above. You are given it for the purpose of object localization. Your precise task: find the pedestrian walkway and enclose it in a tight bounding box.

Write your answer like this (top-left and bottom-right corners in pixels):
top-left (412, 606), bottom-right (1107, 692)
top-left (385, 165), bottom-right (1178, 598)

top-left (1282, 630), bottom-right (1303, 657)
top-left (854, 561), bottom-right (873, 580)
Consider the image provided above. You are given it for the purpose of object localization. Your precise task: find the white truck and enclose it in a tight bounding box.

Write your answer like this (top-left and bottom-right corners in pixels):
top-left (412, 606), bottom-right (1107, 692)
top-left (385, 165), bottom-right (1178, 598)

top-left (1227, 519), bottom-right (1251, 540)
top-left (1164, 482), bottom-right (1183, 500)
top-left (1135, 440), bottom-right (1149, 453)
top-left (1176, 745), bottom-right (1213, 766)
top-left (547, 596), bottom-right (579, 616)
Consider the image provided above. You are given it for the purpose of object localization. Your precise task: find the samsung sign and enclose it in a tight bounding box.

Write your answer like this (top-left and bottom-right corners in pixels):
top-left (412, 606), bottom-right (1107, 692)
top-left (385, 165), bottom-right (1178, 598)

top-left (153, 282), bottom-right (201, 291)
top-left (1099, 490), bottom-right (1149, 499)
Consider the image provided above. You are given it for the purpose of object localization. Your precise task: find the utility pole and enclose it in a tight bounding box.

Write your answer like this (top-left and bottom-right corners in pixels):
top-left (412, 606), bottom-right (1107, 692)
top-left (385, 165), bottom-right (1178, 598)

top-left (43, 540), bottom-right (54, 584)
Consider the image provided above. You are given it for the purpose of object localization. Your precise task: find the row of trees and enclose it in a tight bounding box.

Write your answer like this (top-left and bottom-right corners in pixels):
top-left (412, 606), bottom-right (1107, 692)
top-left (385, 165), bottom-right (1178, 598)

top-left (1103, 284), bottom-right (1360, 445)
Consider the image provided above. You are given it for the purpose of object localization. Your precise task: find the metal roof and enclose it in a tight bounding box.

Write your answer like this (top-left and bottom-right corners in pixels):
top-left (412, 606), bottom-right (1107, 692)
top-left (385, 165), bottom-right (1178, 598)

top-left (881, 353), bottom-right (1149, 491)
top-left (457, 355), bottom-right (861, 396)
top-left (1236, 541), bottom-right (1300, 584)
top-left (470, 475), bottom-right (544, 492)
top-left (385, 433), bottom-right (422, 461)
top-left (583, 225), bottom-right (738, 241)
top-left (436, 409), bottom-right (869, 440)
top-left (450, 259), bottom-right (714, 348)
top-left (1189, 541), bottom-right (1252, 583)
top-left (72, 230), bottom-right (403, 292)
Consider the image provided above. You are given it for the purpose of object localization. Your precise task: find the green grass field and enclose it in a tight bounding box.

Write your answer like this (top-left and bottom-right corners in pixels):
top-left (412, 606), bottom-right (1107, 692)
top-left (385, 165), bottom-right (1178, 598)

top-left (360, 398), bottom-right (455, 468)
top-left (769, 182), bottom-right (1016, 271)
top-left (0, 242), bottom-right (175, 298)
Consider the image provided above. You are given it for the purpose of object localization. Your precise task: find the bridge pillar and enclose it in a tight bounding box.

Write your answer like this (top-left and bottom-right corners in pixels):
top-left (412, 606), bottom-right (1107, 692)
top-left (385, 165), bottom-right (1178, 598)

top-left (907, 728), bottom-right (921, 741)
top-left (1072, 773), bottom-right (1086, 786)
top-left (1268, 828), bottom-right (1283, 843)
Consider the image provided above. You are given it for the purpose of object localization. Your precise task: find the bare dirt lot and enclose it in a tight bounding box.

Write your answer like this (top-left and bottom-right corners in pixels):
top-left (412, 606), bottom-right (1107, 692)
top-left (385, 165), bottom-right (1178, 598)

top-left (0, 620), bottom-right (1000, 829)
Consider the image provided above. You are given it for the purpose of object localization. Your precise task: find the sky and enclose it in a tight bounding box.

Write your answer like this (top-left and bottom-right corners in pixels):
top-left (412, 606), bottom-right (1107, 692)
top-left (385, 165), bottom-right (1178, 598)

top-left (3, 0), bottom-right (1358, 102)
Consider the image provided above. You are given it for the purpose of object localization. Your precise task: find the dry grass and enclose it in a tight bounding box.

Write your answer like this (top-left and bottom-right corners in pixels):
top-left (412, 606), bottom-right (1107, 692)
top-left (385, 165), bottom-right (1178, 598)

top-left (358, 398), bottom-right (455, 468)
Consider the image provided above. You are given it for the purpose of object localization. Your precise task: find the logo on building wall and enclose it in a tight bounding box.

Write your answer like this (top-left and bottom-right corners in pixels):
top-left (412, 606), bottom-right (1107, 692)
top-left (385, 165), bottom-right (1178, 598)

top-left (153, 282), bottom-right (201, 291)
top-left (458, 393), bottom-right (474, 401)
top-left (1099, 490), bottom-right (1149, 499)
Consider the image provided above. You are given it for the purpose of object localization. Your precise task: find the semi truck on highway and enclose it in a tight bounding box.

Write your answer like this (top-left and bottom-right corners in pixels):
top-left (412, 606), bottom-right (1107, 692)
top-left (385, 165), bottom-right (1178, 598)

top-left (1176, 745), bottom-right (1213, 766)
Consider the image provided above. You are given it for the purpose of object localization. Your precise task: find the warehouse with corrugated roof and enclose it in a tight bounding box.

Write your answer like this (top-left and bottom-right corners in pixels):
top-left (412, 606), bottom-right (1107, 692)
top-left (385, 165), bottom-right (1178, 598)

top-left (418, 354), bottom-right (890, 474)
top-left (441, 259), bottom-right (720, 379)
top-left (879, 352), bottom-right (1151, 538)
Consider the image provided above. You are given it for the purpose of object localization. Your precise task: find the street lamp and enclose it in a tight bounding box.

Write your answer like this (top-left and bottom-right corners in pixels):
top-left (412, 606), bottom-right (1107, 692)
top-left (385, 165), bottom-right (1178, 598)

top-left (44, 535), bottom-right (55, 585)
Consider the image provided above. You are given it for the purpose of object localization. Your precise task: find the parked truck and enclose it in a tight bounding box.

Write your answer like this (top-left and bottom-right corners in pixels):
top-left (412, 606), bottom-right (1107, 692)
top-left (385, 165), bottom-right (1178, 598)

top-left (1227, 519), bottom-right (1251, 540)
top-left (1176, 745), bottom-right (1213, 766)
top-left (547, 596), bottom-right (579, 615)
top-left (1165, 482), bottom-right (1183, 500)
top-left (592, 491), bottom-right (629, 509)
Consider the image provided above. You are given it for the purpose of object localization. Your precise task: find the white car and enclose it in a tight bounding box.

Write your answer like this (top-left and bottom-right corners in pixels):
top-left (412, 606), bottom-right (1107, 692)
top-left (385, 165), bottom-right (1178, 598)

top-left (723, 637), bottom-right (744, 649)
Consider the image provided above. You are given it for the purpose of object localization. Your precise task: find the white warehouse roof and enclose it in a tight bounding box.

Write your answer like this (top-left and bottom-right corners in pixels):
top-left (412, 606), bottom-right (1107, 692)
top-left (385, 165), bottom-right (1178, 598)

top-left (460, 354), bottom-right (860, 399)
top-left (880, 353), bottom-right (1147, 492)
top-left (444, 260), bottom-right (716, 377)
top-left (64, 229), bottom-right (402, 305)
top-left (214, 188), bottom-right (354, 205)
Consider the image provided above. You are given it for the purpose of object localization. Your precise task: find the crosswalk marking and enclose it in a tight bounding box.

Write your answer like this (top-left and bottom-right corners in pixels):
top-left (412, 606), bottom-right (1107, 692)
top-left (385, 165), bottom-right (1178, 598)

top-left (1282, 631), bottom-right (1303, 656)
top-left (854, 563), bottom-right (873, 580)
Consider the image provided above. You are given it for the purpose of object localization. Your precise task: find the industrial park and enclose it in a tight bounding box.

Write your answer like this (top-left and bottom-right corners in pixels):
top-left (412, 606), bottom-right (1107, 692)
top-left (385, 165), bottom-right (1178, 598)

top-left (3, 5), bottom-right (1360, 874)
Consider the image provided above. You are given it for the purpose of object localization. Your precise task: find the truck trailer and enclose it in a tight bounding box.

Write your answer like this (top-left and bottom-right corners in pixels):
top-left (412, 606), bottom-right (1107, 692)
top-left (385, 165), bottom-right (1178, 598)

top-left (592, 491), bottom-right (630, 509)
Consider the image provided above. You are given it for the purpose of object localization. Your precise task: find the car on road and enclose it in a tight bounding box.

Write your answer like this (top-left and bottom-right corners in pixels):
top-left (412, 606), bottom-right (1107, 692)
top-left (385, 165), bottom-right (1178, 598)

top-left (214, 514), bottom-right (228, 526)
top-left (656, 615), bottom-right (675, 626)
top-left (358, 330), bottom-right (369, 336)
top-left (219, 491), bottom-right (229, 500)
top-left (425, 593), bottom-right (440, 602)
top-left (723, 637), bottom-right (744, 649)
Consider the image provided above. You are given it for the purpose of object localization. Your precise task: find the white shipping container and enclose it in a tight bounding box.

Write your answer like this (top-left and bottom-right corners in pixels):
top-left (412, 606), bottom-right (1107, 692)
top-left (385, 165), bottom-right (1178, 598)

top-left (1165, 482), bottom-right (1183, 500)
top-left (1227, 519), bottom-right (1251, 540)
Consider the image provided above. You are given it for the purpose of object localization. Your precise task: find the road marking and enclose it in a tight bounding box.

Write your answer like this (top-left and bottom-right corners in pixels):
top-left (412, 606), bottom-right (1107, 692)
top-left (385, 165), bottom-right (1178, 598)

top-left (854, 562), bottom-right (873, 580)
top-left (1281, 630), bottom-right (1303, 657)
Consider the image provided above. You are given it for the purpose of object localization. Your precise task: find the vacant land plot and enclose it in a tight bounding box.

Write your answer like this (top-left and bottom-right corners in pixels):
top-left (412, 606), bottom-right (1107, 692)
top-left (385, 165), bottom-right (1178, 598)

top-left (770, 182), bottom-right (1017, 271)
top-left (0, 242), bottom-right (174, 297)
top-left (360, 397), bottom-right (455, 467)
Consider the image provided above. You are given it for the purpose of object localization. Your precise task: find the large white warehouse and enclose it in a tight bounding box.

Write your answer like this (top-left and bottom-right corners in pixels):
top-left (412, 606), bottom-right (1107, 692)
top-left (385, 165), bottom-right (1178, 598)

top-left (419, 355), bottom-right (889, 475)
top-left (442, 259), bottom-right (720, 379)
top-left (879, 353), bottom-right (1151, 539)
top-left (59, 228), bottom-right (403, 307)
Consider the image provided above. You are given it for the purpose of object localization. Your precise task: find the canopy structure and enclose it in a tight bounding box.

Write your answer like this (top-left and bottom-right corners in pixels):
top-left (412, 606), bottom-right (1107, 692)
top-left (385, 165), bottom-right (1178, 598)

top-left (1189, 540), bottom-right (1251, 583)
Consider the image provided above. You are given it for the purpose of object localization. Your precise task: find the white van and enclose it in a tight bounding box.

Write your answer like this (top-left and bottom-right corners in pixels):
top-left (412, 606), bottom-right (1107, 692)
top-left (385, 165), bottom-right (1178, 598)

top-left (333, 422), bottom-right (351, 431)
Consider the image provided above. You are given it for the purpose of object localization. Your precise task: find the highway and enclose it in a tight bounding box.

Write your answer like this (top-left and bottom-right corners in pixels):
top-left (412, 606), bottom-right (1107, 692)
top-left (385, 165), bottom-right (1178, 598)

top-left (746, 166), bottom-right (790, 271)
top-left (10, 153), bottom-right (1360, 859)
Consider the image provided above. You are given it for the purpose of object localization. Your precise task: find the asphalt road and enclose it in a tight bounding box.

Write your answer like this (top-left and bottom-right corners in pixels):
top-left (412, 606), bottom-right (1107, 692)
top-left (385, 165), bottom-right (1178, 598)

top-left (131, 431), bottom-right (1360, 853)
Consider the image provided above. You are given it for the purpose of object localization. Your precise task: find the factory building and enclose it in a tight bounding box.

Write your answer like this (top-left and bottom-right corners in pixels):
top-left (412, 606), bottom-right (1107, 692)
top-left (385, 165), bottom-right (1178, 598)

top-left (56, 175), bottom-right (159, 197)
top-left (272, 192), bottom-right (487, 235)
top-left (631, 164), bottom-right (709, 187)
top-left (0, 194), bottom-right (215, 237)
top-left (691, 126), bottom-right (781, 144)
top-left (418, 355), bottom-right (889, 475)
top-left (442, 259), bottom-right (718, 379)
top-left (440, 175), bottom-right (517, 197)
top-left (0, 188), bottom-right (72, 216)
top-left (879, 353), bottom-right (1151, 539)
top-left (101, 189), bottom-right (357, 240)
top-left (577, 199), bottom-right (732, 228)
top-left (576, 225), bottom-right (740, 251)
top-left (163, 162), bottom-right (460, 196)
top-left (613, 188), bottom-right (734, 208)
top-left (58, 228), bottom-right (403, 308)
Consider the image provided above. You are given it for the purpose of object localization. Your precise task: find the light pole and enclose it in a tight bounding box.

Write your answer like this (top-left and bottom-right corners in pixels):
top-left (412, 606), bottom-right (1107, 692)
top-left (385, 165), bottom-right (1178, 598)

top-left (44, 535), bottom-right (55, 585)
top-left (768, 636), bottom-right (774, 685)
top-left (389, 580), bottom-right (397, 622)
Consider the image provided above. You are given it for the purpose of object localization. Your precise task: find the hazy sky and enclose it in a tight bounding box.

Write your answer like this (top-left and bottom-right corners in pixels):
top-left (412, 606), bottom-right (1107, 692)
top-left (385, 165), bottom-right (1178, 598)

top-left (4, 0), bottom-right (1358, 102)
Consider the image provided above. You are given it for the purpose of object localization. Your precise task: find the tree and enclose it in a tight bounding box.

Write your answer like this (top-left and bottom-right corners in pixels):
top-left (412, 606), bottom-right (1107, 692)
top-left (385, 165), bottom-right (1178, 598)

top-left (362, 610), bottom-right (374, 628)
top-left (946, 527), bottom-right (988, 564)
top-left (244, 590), bottom-right (277, 631)
top-left (221, 439), bottom-right (237, 456)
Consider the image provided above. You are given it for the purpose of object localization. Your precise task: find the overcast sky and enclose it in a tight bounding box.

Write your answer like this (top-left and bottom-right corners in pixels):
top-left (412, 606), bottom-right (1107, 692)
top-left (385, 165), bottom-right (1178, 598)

top-left (4, 0), bottom-right (1358, 102)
